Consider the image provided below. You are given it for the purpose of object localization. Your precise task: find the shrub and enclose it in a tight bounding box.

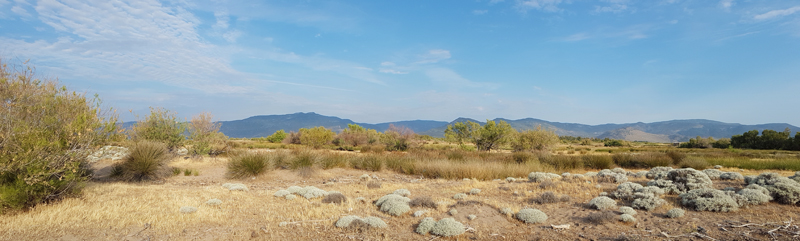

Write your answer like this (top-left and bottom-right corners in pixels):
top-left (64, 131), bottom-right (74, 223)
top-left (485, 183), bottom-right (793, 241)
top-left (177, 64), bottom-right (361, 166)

top-left (430, 218), bottom-right (465, 237)
top-left (393, 189), bottom-right (411, 197)
top-left (736, 187), bottom-right (772, 206)
top-left (619, 214), bottom-right (636, 223)
top-left (631, 192), bottom-right (666, 211)
top-left (376, 194), bottom-right (411, 216)
top-left (453, 193), bottom-right (467, 200)
top-left (666, 208), bottom-right (685, 218)
top-left (222, 183), bottom-right (248, 191)
top-left (586, 211), bottom-right (617, 224)
top-left (290, 149), bottom-right (317, 170)
top-left (588, 196), bottom-right (616, 210)
top-left (516, 208), bottom-right (548, 223)
top-left (351, 155), bottom-right (383, 171)
top-left (510, 125), bottom-right (559, 152)
top-left (273, 190), bottom-right (290, 197)
top-left (320, 153), bottom-right (347, 169)
top-left (506, 177), bottom-right (517, 182)
top-left (413, 210), bottom-right (426, 217)
top-left (335, 215), bottom-right (360, 228)
top-left (366, 180), bottom-right (382, 189)
top-left (679, 188), bottom-right (739, 212)
top-left (299, 126), bottom-right (335, 148)
top-left (206, 199), bottom-right (222, 206)
top-left (720, 172), bottom-right (744, 181)
top-left (702, 169), bottom-right (723, 180)
top-left (284, 194), bottom-right (296, 200)
top-left (116, 141), bottom-right (171, 181)
top-left (282, 131), bottom-right (301, 144)
top-left (619, 206), bottom-right (637, 216)
top-left (468, 214), bottom-right (477, 220)
top-left (469, 188), bottom-right (481, 195)
top-left (511, 152), bottom-right (535, 164)
top-left (500, 207), bottom-right (513, 216)
top-left (665, 151), bottom-right (686, 164)
top-left (597, 169), bottom-right (628, 183)
top-left (127, 107), bottom-right (187, 150)
top-left (187, 112), bottom-right (228, 155)
top-left (789, 171), bottom-right (800, 183)
top-left (647, 168), bottom-right (713, 194)
top-left (298, 186), bottom-right (328, 199)
top-left (180, 206), bottom-right (198, 214)
top-left (382, 124), bottom-right (415, 151)
top-left (646, 166), bottom-right (674, 179)
top-left (266, 130), bottom-right (287, 143)
top-left (611, 182), bottom-right (644, 200)
top-left (410, 196), bottom-right (438, 209)
top-left (445, 120), bottom-right (514, 151)
top-left (226, 152), bottom-right (270, 178)
top-left (361, 216), bottom-right (387, 228)
top-left (416, 217), bottom-right (436, 235)
top-left (322, 193), bottom-right (347, 204)
top-left (528, 172), bottom-right (560, 182)
top-left (747, 173), bottom-right (800, 204)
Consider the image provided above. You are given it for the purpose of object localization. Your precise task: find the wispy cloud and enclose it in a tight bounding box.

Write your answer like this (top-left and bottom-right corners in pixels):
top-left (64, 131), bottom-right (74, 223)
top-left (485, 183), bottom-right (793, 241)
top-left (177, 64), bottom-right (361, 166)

top-left (594, 0), bottom-right (630, 14)
top-left (473, 9), bottom-right (488, 15)
top-left (515, 0), bottom-right (563, 13)
top-left (718, 0), bottom-right (734, 11)
top-left (415, 49), bottom-right (451, 64)
top-left (715, 31), bottom-right (759, 42)
top-left (754, 6), bottom-right (800, 20)
top-left (559, 25), bottom-right (652, 42)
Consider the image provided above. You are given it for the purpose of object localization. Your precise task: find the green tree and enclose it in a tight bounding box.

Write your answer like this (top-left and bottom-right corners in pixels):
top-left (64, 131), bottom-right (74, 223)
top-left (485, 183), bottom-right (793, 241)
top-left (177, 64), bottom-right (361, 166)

top-left (444, 120), bottom-right (514, 151)
top-left (299, 126), bottom-right (335, 148)
top-left (1, 59), bottom-right (118, 211)
top-left (381, 124), bottom-right (414, 151)
top-left (128, 107), bottom-right (187, 150)
top-left (731, 130), bottom-right (759, 149)
top-left (266, 130), bottom-right (287, 143)
top-left (338, 124), bottom-right (377, 147)
top-left (760, 128), bottom-right (791, 150)
top-left (511, 125), bottom-right (559, 151)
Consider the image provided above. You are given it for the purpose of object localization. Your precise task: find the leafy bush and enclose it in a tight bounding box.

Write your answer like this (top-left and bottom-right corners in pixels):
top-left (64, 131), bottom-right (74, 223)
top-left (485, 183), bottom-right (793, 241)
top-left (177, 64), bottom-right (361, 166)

top-left (666, 208), bottom-right (685, 218)
top-left (381, 124), bottom-right (415, 151)
top-left (631, 192), bottom-right (666, 211)
top-left (299, 126), bottom-right (335, 148)
top-left (611, 182), bottom-right (644, 200)
top-left (510, 125), bottom-right (559, 152)
top-left (416, 217), bottom-right (436, 235)
top-left (128, 107), bottom-right (187, 150)
top-left (445, 120), bottom-right (514, 151)
top-left (679, 188), bottom-right (739, 212)
top-left (226, 152), bottom-right (270, 178)
top-left (282, 131), bottom-right (301, 144)
top-left (0, 60), bottom-right (118, 211)
top-left (702, 169), bottom-right (723, 180)
top-left (597, 169), bottom-right (628, 183)
top-left (409, 196), bottom-right (438, 209)
top-left (376, 194), bottom-right (411, 216)
top-left (588, 196), bottom-right (616, 210)
top-left (115, 141), bottom-right (171, 181)
top-left (746, 173), bottom-right (800, 204)
top-left (516, 208), bottom-right (548, 224)
top-left (430, 218), bottom-right (465, 237)
top-left (453, 193), bottom-right (467, 200)
top-left (187, 112), bottom-right (228, 155)
top-left (583, 155), bottom-right (614, 169)
top-left (266, 130), bottom-right (287, 143)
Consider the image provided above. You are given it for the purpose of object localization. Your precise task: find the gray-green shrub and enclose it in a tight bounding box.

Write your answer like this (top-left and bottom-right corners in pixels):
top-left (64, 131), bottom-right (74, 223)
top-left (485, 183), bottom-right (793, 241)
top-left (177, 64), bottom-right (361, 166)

top-left (679, 188), bottom-right (739, 212)
top-left (619, 214), bottom-right (636, 223)
top-left (612, 182), bottom-right (643, 200)
top-left (720, 172), bottom-right (744, 181)
top-left (647, 168), bottom-right (712, 194)
top-left (631, 192), bottom-right (666, 211)
top-left (619, 206), bottom-right (637, 216)
top-left (430, 218), bottom-right (465, 237)
top-left (702, 169), bottom-right (723, 180)
top-left (588, 196), bottom-right (616, 210)
top-left (666, 208), bottom-right (685, 218)
top-left (393, 189), bottom-right (411, 197)
top-left (747, 173), bottom-right (800, 204)
top-left (416, 217), bottom-right (436, 235)
top-left (516, 208), bottom-right (548, 223)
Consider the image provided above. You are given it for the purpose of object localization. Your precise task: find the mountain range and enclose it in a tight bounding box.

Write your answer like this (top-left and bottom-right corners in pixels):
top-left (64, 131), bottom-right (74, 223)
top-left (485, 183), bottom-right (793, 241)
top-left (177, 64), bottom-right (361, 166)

top-left (213, 112), bottom-right (798, 143)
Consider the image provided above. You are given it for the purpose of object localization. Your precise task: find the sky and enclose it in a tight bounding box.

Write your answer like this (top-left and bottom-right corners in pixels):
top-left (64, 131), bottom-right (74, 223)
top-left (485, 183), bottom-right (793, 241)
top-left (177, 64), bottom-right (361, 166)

top-left (1, 0), bottom-right (799, 126)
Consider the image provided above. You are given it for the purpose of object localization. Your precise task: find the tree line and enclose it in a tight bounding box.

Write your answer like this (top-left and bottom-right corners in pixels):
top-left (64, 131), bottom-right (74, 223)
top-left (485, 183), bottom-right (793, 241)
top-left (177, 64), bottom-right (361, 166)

top-left (680, 128), bottom-right (800, 151)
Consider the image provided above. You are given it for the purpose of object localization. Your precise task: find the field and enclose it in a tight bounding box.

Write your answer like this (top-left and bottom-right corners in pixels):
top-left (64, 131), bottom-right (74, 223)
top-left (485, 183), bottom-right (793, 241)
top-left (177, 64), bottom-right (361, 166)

top-left (2, 143), bottom-right (800, 241)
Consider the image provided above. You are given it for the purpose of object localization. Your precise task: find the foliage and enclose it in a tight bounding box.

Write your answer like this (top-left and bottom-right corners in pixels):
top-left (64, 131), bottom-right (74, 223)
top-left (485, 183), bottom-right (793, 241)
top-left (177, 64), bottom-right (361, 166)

top-left (647, 168), bottom-right (713, 194)
top-left (603, 139), bottom-right (628, 147)
top-left (666, 208), bottom-right (685, 218)
top-left (588, 196), bottom-right (617, 210)
top-left (322, 193), bottom-right (347, 204)
top-left (409, 196), bottom-right (438, 209)
top-left (265, 130), bottom-right (287, 143)
top-left (226, 152), bottom-right (270, 178)
top-left (586, 211), bottom-right (617, 224)
top-left (188, 112), bottom-right (228, 155)
top-left (128, 107), bottom-right (187, 150)
top-left (299, 126), bottom-right (335, 148)
top-left (679, 188), bottom-right (739, 212)
top-left (619, 214), bottom-right (636, 223)
top-left (430, 218), bottom-right (465, 237)
top-left (338, 124), bottom-right (379, 147)
top-left (510, 125), bottom-right (559, 152)
top-left (114, 141), bottom-right (171, 181)
top-left (444, 120), bottom-right (514, 151)
top-left (416, 217), bottom-right (436, 235)
top-left (516, 208), bottom-right (548, 224)
top-left (381, 124), bottom-right (414, 151)
top-left (0, 59), bottom-right (119, 211)
top-left (731, 128), bottom-right (798, 150)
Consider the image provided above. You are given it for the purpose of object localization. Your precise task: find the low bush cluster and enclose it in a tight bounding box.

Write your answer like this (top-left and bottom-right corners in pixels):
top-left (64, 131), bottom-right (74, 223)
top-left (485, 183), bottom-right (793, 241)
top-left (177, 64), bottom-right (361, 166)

top-left (335, 215), bottom-right (387, 229)
top-left (516, 208), bottom-right (548, 224)
top-left (746, 173), bottom-right (800, 205)
top-left (529, 191), bottom-right (570, 204)
top-left (112, 141), bottom-right (172, 182)
top-left (226, 152), bottom-right (270, 178)
top-left (679, 188), bottom-right (739, 212)
top-left (646, 168), bottom-right (712, 194)
top-left (666, 208), bottom-right (685, 218)
top-left (430, 218), bottom-right (465, 237)
top-left (596, 169), bottom-right (627, 183)
top-left (376, 193), bottom-right (411, 216)
top-left (588, 196), bottom-right (616, 210)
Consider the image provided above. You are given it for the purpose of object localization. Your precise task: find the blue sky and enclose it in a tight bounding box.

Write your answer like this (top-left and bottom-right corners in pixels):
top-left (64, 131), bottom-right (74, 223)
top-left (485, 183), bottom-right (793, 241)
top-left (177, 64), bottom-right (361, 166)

top-left (1, 0), bottom-right (799, 126)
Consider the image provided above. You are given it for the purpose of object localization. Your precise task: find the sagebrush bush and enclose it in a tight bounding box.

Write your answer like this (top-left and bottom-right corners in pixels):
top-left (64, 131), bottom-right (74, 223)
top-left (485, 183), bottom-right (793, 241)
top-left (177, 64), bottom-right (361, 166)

top-left (747, 173), bottom-right (800, 204)
top-left (666, 208), bottom-right (685, 218)
top-left (449, 208), bottom-right (458, 215)
top-left (298, 186), bottom-right (328, 199)
top-left (516, 208), bottom-right (548, 224)
top-left (284, 194), bottom-right (296, 200)
top-left (430, 218), bottom-right (465, 237)
top-left (612, 182), bottom-right (644, 200)
top-left (469, 188), bottom-right (481, 195)
top-left (720, 172), bottom-right (744, 181)
top-left (274, 190), bottom-right (290, 197)
top-left (376, 194), bottom-right (411, 216)
top-left (679, 188), bottom-right (739, 212)
top-left (116, 141), bottom-right (171, 182)
top-left (180, 206), bottom-right (198, 214)
top-left (409, 196), bottom-right (438, 209)
top-left (206, 199), bottom-right (222, 206)
top-left (393, 189), bottom-right (411, 197)
top-left (222, 183), bottom-right (248, 191)
top-left (735, 188), bottom-right (772, 206)
top-left (631, 192), bottom-right (666, 211)
top-left (597, 169), bottom-right (627, 183)
top-left (588, 196), bottom-right (616, 210)
top-left (647, 168), bottom-right (712, 194)
top-left (322, 193), bottom-right (347, 204)
top-left (619, 206), bottom-right (637, 216)
top-left (586, 211), bottom-right (617, 224)
top-left (453, 193), bottom-right (467, 200)
top-left (619, 214), bottom-right (636, 223)
top-left (366, 180), bottom-right (382, 189)
top-left (702, 169), bottom-right (723, 180)
top-left (416, 217), bottom-right (436, 235)
top-left (646, 166), bottom-right (674, 179)
top-left (226, 152), bottom-right (270, 178)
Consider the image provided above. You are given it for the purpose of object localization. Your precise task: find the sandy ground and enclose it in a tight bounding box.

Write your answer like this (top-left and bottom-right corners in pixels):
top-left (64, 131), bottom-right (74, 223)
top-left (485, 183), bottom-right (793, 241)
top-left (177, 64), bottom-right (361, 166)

top-left (1, 156), bottom-right (800, 241)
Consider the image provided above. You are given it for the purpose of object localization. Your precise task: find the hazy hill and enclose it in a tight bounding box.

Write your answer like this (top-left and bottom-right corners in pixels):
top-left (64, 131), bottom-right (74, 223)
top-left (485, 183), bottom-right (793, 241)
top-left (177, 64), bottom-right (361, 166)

top-left (596, 127), bottom-right (674, 143)
top-left (218, 112), bottom-right (447, 138)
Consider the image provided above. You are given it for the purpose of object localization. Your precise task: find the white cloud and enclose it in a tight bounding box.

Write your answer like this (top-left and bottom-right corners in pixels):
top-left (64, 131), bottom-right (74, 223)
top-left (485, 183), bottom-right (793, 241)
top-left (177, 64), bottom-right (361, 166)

top-left (594, 0), bottom-right (629, 14)
top-left (754, 6), bottom-right (800, 20)
top-left (222, 30), bottom-right (242, 43)
top-left (380, 61), bottom-right (396, 66)
top-left (11, 5), bottom-right (31, 17)
top-left (473, 9), bottom-right (488, 15)
top-left (718, 0), bottom-right (734, 11)
top-left (213, 11), bottom-right (229, 30)
top-left (515, 0), bottom-right (563, 12)
top-left (415, 49), bottom-right (451, 64)
top-left (379, 69), bottom-right (408, 74)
